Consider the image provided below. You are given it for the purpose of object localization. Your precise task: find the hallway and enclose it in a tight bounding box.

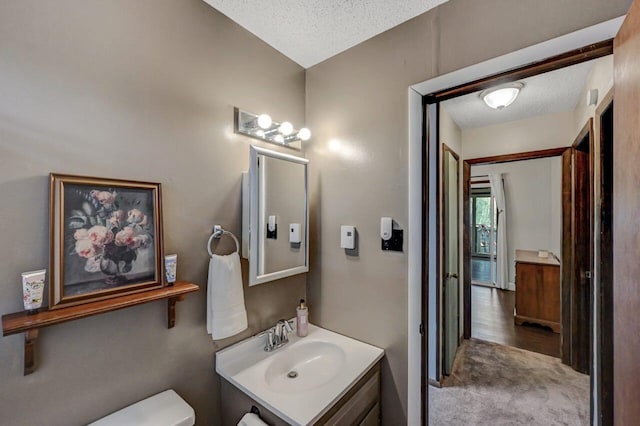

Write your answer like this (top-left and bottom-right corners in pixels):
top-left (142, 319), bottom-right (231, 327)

top-left (428, 339), bottom-right (589, 425)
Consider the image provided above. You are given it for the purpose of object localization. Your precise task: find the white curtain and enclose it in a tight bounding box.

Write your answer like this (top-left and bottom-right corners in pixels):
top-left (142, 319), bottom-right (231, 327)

top-left (489, 173), bottom-right (509, 290)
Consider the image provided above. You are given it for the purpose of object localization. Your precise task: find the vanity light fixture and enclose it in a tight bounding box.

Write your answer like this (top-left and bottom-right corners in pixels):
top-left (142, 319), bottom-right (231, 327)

top-left (257, 114), bottom-right (272, 129)
top-left (298, 128), bottom-right (312, 141)
top-left (279, 121), bottom-right (294, 136)
top-left (480, 82), bottom-right (524, 110)
top-left (234, 108), bottom-right (311, 151)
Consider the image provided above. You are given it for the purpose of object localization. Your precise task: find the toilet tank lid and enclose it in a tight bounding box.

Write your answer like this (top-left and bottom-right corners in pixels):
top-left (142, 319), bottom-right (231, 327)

top-left (88, 389), bottom-right (195, 426)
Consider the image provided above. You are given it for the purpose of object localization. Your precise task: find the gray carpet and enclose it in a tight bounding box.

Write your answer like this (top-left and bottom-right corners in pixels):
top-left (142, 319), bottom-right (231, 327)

top-left (429, 339), bottom-right (590, 425)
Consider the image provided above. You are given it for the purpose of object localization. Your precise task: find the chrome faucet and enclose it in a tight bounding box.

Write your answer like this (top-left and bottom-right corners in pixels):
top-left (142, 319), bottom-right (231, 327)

top-left (275, 319), bottom-right (294, 345)
top-left (259, 319), bottom-right (294, 352)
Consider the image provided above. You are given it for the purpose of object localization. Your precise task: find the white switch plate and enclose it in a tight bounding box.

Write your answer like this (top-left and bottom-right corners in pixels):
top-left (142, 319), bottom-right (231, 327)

top-left (341, 225), bottom-right (356, 249)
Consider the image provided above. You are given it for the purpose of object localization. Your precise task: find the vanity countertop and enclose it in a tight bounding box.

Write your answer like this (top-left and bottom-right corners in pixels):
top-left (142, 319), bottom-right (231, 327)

top-left (216, 323), bottom-right (384, 425)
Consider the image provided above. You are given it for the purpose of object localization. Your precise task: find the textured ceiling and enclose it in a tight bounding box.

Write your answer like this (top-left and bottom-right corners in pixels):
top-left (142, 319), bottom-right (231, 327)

top-left (202, 0), bottom-right (450, 68)
top-left (442, 59), bottom-right (607, 129)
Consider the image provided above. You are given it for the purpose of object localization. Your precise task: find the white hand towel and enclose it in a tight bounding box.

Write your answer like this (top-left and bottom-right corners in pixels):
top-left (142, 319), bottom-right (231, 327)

top-left (207, 252), bottom-right (248, 340)
top-left (238, 413), bottom-right (268, 426)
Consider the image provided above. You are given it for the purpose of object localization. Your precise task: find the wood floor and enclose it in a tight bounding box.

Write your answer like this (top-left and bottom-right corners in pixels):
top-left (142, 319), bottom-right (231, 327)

top-left (471, 285), bottom-right (560, 358)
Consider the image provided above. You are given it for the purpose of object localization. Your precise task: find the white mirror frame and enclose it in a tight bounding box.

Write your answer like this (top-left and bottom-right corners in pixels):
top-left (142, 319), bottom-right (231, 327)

top-left (249, 145), bottom-right (309, 286)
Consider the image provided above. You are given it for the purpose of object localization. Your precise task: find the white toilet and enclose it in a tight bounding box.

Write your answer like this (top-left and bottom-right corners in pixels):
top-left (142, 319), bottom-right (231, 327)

top-left (88, 389), bottom-right (195, 426)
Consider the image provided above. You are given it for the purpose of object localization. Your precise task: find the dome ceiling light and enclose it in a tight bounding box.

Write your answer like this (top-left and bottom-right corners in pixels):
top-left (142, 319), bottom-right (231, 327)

top-left (480, 82), bottom-right (524, 110)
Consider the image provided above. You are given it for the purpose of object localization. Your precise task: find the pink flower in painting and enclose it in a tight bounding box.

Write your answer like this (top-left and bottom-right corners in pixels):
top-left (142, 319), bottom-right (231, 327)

top-left (74, 229), bottom-right (89, 240)
top-left (108, 210), bottom-right (126, 228)
top-left (92, 190), bottom-right (117, 206)
top-left (127, 209), bottom-right (148, 226)
top-left (87, 225), bottom-right (114, 247)
top-left (114, 227), bottom-right (136, 247)
top-left (75, 239), bottom-right (96, 258)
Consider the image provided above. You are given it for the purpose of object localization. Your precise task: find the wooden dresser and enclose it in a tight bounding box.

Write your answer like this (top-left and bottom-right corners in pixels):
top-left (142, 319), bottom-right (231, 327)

top-left (514, 249), bottom-right (561, 333)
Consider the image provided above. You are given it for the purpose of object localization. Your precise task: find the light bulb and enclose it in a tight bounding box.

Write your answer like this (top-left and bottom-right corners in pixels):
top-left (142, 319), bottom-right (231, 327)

top-left (279, 121), bottom-right (294, 136)
top-left (257, 114), bottom-right (272, 129)
top-left (297, 128), bottom-right (311, 141)
top-left (274, 134), bottom-right (284, 143)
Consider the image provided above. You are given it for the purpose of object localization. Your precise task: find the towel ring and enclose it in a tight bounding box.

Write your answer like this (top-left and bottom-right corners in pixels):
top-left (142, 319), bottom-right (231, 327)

top-left (207, 225), bottom-right (240, 256)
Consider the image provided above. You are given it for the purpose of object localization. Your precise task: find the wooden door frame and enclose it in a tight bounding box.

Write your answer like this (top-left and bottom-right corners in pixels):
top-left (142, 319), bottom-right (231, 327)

top-left (421, 39), bottom-right (613, 426)
top-left (568, 119), bottom-right (595, 375)
top-left (441, 143), bottom-right (460, 375)
top-left (595, 89), bottom-right (614, 426)
top-left (462, 148), bottom-right (570, 340)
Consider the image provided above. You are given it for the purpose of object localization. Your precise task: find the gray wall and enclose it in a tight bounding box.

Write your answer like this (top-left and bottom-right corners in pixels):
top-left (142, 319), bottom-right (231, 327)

top-left (305, 0), bottom-right (630, 423)
top-left (0, 1), bottom-right (306, 425)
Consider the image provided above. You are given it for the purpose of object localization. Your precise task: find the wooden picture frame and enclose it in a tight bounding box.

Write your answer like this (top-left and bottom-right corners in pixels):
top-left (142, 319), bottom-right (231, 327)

top-left (49, 174), bottom-right (164, 309)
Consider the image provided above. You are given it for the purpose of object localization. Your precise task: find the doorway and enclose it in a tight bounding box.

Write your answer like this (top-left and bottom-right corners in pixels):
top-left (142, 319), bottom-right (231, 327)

top-left (409, 18), bottom-right (627, 425)
top-left (470, 185), bottom-right (496, 285)
top-left (423, 43), bottom-right (613, 425)
top-left (465, 153), bottom-right (564, 359)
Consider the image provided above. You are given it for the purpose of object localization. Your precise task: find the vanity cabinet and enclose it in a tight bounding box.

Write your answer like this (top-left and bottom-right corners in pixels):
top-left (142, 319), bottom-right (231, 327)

top-left (514, 249), bottom-right (561, 333)
top-left (221, 362), bottom-right (381, 426)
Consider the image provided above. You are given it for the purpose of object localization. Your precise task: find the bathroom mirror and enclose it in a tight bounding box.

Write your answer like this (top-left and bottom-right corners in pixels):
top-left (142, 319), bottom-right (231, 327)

top-left (247, 145), bottom-right (309, 285)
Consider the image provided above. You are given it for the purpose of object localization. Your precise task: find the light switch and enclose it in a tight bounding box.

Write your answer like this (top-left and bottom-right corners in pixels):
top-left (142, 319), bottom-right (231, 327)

top-left (341, 225), bottom-right (356, 249)
top-left (381, 217), bottom-right (392, 241)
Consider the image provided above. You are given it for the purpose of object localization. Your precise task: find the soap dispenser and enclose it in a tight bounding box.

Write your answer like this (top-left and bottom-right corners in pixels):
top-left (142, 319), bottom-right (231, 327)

top-left (296, 299), bottom-right (308, 337)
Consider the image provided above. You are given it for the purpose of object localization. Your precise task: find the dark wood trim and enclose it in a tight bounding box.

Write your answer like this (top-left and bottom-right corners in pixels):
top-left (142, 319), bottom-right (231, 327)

top-left (612, 6), bottom-right (640, 421)
top-left (424, 40), bottom-right (613, 103)
top-left (434, 104), bottom-right (442, 380)
top-left (466, 147), bottom-right (568, 165)
top-left (463, 148), bottom-right (569, 345)
top-left (596, 89), bottom-right (613, 426)
top-left (570, 119), bottom-right (594, 375)
top-left (442, 143), bottom-right (460, 161)
top-left (420, 98), bottom-right (429, 426)
top-left (561, 148), bottom-right (573, 366)
top-left (463, 161), bottom-right (471, 339)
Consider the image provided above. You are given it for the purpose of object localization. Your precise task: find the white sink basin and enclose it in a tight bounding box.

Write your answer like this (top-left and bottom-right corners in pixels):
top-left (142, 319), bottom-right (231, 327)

top-left (264, 341), bottom-right (346, 393)
top-left (216, 323), bottom-right (384, 425)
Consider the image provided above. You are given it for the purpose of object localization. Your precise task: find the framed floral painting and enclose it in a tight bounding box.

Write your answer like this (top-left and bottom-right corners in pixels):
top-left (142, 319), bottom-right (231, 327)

top-left (49, 174), bottom-right (164, 309)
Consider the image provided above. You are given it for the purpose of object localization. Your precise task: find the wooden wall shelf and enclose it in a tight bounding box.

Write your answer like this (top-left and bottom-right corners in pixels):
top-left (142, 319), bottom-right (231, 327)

top-left (2, 281), bottom-right (199, 375)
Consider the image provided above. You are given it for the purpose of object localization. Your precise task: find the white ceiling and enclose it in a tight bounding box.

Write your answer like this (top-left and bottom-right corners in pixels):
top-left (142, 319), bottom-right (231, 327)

top-left (202, 0), bottom-right (450, 68)
top-left (442, 58), bottom-right (607, 129)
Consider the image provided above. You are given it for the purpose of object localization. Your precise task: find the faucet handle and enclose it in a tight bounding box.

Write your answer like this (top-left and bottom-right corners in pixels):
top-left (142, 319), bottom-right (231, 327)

top-left (282, 319), bottom-right (294, 333)
top-left (276, 319), bottom-right (293, 344)
top-left (258, 330), bottom-right (276, 351)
